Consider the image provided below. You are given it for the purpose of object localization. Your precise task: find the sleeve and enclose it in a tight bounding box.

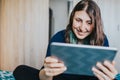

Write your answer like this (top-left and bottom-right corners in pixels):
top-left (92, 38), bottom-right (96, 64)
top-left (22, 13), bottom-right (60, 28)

top-left (115, 74), bottom-right (120, 80)
top-left (40, 30), bottom-right (65, 70)
top-left (46, 30), bottom-right (65, 57)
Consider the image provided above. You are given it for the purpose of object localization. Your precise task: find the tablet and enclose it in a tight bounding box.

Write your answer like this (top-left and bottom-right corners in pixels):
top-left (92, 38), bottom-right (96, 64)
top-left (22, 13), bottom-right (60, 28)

top-left (50, 42), bottom-right (117, 76)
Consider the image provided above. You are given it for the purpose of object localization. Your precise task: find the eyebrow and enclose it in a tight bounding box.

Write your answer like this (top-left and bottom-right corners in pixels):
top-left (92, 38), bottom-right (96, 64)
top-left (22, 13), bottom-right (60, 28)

top-left (75, 17), bottom-right (91, 22)
top-left (87, 20), bottom-right (92, 22)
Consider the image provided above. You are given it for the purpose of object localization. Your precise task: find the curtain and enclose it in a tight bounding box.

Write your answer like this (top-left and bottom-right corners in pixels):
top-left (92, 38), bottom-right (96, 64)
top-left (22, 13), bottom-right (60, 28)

top-left (0, 0), bottom-right (49, 71)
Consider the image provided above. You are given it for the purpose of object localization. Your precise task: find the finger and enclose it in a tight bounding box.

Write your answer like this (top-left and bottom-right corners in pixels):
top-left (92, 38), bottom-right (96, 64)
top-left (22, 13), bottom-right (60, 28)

top-left (44, 67), bottom-right (67, 76)
top-left (44, 62), bottom-right (65, 68)
top-left (112, 61), bottom-right (115, 66)
top-left (45, 57), bottom-right (58, 63)
top-left (96, 62), bottom-right (114, 79)
top-left (92, 66), bottom-right (105, 76)
top-left (93, 72), bottom-right (104, 80)
top-left (92, 67), bottom-right (111, 80)
top-left (46, 67), bottom-right (67, 74)
top-left (104, 61), bottom-right (118, 75)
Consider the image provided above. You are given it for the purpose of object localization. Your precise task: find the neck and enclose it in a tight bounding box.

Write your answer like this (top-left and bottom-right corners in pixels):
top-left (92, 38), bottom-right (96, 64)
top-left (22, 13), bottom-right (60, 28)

top-left (78, 39), bottom-right (84, 44)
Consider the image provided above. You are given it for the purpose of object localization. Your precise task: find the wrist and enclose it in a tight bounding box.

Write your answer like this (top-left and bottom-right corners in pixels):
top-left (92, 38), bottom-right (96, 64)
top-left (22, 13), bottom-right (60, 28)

top-left (39, 69), bottom-right (53, 80)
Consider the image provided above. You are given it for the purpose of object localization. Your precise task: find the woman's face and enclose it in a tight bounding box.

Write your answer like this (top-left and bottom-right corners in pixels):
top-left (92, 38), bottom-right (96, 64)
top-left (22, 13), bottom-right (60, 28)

top-left (72, 10), bottom-right (94, 40)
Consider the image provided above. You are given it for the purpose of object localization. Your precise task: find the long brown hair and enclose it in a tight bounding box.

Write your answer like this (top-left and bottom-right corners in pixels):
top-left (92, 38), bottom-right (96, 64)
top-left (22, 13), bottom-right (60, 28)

top-left (65, 0), bottom-right (105, 46)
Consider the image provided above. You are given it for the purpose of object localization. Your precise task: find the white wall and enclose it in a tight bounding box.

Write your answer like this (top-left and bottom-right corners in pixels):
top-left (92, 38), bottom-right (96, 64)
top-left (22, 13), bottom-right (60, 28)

top-left (49, 0), bottom-right (68, 37)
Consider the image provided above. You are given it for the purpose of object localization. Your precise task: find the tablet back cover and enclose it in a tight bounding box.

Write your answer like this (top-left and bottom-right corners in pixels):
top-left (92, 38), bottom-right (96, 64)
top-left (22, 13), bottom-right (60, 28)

top-left (51, 42), bottom-right (117, 76)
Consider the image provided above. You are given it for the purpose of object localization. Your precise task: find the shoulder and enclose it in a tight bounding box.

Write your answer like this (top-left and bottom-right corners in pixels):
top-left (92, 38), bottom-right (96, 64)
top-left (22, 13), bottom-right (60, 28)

top-left (50, 30), bottom-right (66, 43)
top-left (53, 30), bottom-right (65, 38)
top-left (103, 35), bottom-right (109, 47)
top-left (46, 30), bottom-right (66, 56)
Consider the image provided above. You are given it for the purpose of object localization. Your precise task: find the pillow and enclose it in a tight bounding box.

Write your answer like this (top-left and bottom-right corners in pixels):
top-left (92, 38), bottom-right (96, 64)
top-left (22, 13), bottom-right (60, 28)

top-left (0, 70), bottom-right (15, 80)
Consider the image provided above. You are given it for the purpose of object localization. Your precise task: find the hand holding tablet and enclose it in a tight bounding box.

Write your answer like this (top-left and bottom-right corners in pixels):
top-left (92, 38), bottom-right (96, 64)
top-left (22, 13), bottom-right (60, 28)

top-left (50, 42), bottom-right (117, 76)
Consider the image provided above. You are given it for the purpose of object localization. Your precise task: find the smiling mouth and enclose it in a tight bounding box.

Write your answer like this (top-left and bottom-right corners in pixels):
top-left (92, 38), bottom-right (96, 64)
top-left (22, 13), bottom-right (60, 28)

top-left (77, 32), bottom-right (85, 36)
top-left (76, 29), bottom-right (86, 36)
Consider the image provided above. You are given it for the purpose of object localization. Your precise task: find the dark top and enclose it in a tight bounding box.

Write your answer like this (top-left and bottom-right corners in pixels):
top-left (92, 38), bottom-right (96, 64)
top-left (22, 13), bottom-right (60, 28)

top-left (46, 30), bottom-right (109, 80)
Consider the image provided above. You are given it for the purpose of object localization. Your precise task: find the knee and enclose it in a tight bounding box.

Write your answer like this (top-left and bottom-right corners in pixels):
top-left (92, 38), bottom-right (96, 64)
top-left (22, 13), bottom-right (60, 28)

top-left (14, 65), bottom-right (28, 72)
top-left (13, 65), bottom-right (39, 75)
top-left (13, 65), bottom-right (40, 80)
top-left (13, 65), bottom-right (29, 75)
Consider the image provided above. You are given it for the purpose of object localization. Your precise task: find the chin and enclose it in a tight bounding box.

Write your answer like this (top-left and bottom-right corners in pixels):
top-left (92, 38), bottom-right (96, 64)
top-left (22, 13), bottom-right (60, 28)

top-left (76, 35), bottom-right (87, 40)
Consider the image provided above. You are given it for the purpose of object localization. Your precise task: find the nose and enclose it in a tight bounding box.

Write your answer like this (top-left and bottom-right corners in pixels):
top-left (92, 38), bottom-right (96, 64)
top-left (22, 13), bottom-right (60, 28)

top-left (79, 23), bottom-right (88, 32)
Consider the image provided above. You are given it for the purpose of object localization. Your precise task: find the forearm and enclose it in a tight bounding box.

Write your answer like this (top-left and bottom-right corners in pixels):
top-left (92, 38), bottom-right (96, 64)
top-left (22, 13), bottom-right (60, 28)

top-left (39, 69), bottom-right (53, 80)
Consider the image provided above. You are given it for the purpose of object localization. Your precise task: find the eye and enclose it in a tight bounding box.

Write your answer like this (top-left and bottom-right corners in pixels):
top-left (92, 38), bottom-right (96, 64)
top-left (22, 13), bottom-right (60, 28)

top-left (75, 18), bottom-right (82, 22)
top-left (87, 21), bottom-right (92, 25)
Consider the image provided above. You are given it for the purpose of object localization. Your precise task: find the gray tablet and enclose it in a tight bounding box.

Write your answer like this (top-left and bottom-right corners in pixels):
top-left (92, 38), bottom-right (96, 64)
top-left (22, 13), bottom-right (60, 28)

top-left (50, 42), bottom-right (117, 76)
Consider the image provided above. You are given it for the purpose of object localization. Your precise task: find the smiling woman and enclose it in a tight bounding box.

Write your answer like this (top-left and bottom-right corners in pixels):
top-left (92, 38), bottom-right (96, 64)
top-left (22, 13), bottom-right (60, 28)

top-left (39, 0), bottom-right (120, 80)
top-left (11, 0), bottom-right (120, 80)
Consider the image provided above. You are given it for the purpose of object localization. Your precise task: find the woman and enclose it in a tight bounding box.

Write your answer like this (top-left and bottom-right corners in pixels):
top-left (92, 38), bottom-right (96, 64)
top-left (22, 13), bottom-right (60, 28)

top-left (13, 0), bottom-right (120, 80)
top-left (39, 0), bottom-right (119, 80)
